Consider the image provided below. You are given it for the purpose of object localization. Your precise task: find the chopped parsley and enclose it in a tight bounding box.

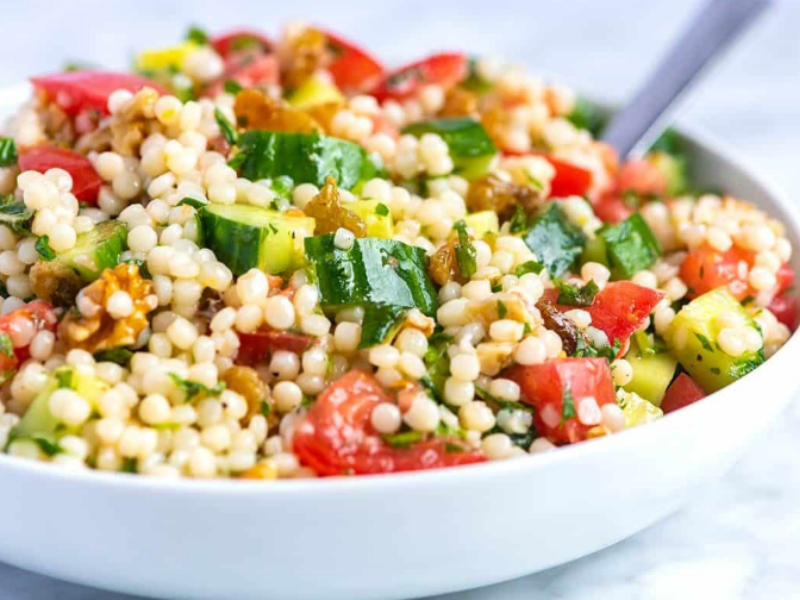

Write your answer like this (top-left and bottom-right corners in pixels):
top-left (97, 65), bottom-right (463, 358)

top-left (31, 434), bottom-right (63, 457)
top-left (121, 457), bottom-right (138, 474)
top-left (35, 236), bottom-right (56, 261)
top-left (375, 203), bottom-right (390, 217)
top-left (509, 206), bottom-right (528, 234)
top-left (561, 387), bottom-right (576, 422)
top-left (514, 260), bottom-right (544, 277)
top-left (223, 79), bottom-right (244, 95)
top-left (453, 220), bottom-right (477, 279)
top-left (214, 108), bottom-right (239, 146)
top-left (573, 336), bottom-right (621, 362)
top-left (382, 430), bottom-right (424, 448)
top-left (260, 400), bottom-right (271, 416)
top-left (169, 373), bottom-right (226, 403)
top-left (186, 25), bottom-right (209, 45)
top-left (554, 278), bottom-right (599, 307)
top-left (56, 369), bottom-right (74, 390)
top-left (0, 138), bottom-right (17, 167)
top-left (93, 347), bottom-right (134, 366)
top-left (0, 332), bottom-right (13, 359)
top-left (497, 300), bottom-right (508, 319)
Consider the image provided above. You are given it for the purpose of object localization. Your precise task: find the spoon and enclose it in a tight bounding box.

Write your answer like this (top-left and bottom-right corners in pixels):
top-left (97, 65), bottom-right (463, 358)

top-left (601, 0), bottom-right (773, 160)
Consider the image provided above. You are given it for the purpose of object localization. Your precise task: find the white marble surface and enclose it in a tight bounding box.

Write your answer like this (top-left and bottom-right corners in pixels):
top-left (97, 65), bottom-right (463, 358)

top-left (1, 0), bottom-right (799, 598)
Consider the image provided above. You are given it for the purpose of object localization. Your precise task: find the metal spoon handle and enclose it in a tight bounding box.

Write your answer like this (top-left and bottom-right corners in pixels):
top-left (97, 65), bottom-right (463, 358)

top-left (601, 0), bottom-right (772, 159)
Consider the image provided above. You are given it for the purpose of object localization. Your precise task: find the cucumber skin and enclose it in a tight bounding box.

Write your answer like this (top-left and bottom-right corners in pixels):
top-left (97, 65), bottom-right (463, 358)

top-left (402, 118), bottom-right (497, 180)
top-left (60, 220), bottom-right (128, 281)
top-left (236, 131), bottom-right (377, 190)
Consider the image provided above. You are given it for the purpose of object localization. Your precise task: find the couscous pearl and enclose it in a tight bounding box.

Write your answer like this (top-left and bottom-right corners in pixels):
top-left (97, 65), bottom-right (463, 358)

top-left (334, 322), bottom-right (362, 353)
top-left (529, 437), bottom-right (556, 453)
top-left (139, 394), bottom-right (172, 425)
top-left (370, 403), bottom-right (402, 434)
top-left (369, 345), bottom-right (399, 369)
top-left (611, 359), bottom-right (634, 387)
top-left (481, 433), bottom-right (514, 460)
top-left (395, 328), bottom-right (428, 357)
top-left (459, 401), bottom-right (495, 432)
top-left (403, 395), bottom-right (440, 432)
top-left (717, 328), bottom-right (746, 357)
top-left (601, 403), bottom-right (626, 432)
top-left (167, 317), bottom-right (198, 350)
top-left (270, 351), bottom-right (301, 380)
top-left (450, 353), bottom-right (480, 381)
top-left (488, 378), bottom-right (520, 402)
top-left (264, 295), bottom-right (295, 330)
top-left (106, 291), bottom-right (134, 319)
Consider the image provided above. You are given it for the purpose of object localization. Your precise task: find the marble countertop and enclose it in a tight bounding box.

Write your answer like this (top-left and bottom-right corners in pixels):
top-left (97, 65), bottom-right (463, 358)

top-left (1, 0), bottom-right (798, 598)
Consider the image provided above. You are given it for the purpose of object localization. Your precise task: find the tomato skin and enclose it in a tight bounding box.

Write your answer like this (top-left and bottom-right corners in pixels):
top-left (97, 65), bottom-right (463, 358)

top-left (371, 53), bottom-right (467, 102)
top-left (31, 70), bottom-right (165, 116)
top-left (210, 29), bottom-right (272, 58)
top-left (615, 158), bottom-right (667, 197)
top-left (776, 263), bottom-right (795, 295)
top-left (322, 30), bottom-right (384, 93)
top-left (768, 293), bottom-right (799, 331)
top-left (18, 146), bottom-right (103, 204)
top-left (293, 370), bottom-right (486, 476)
top-left (0, 300), bottom-right (58, 366)
top-left (237, 330), bottom-right (313, 365)
top-left (680, 245), bottom-right (752, 300)
top-left (660, 373), bottom-right (706, 414)
top-left (506, 358), bottom-right (616, 444)
top-left (545, 155), bottom-right (593, 198)
top-left (593, 192), bottom-right (633, 224)
top-left (586, 281), bottom-right (664, 347)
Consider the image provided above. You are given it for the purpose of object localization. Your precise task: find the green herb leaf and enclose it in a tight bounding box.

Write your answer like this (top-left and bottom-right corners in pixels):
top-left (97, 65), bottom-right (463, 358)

top-left (35, 236), bottom-right (56, 261)
top-left (561, 387), bottom-right (576, 422)
top-left (214, 107), bottom-right (239, 146)
top-left (497, 300), bottom-right (508, 319)
top-left (121, 457), bottom-right (138, 473)
top-left (514, 260), bottom-right (544, 277)
top-left (0, 138), bottom-right (18, 167)
top-left (93, 347), bottom-right (134, 366)
top-left (453, 220), bottom-right (477, 279)
top-left (375, 203), bottom-right (390, 216)
top-left (522, 203), bottom-right (586, 278)
top-left (0, 196), bottom-right (34, 234)
top-left (56, 369), bottom-right (74, 389)
top-left (554, 279), bottom-right (599, 307)
top-left (224, 79), bottom-right (244, 95)
top-left (169, 373), bottom-right (226, 403)
top-left (382, 430), bottom-right (424, 448)
top-left (31, 434), bottom-right (63, 457)
top-left (509, 206), bottom-right (528, 234)
top-left (573, 336), bottom-right (621, 362)
top-left (260, 400), bottom-right (271, 416)
top-left (186, 25), bottom-right (209, 45)
top-left (0, 332), bottom-right (13, 359)
top-left (177, 196), bottom-right (208, 209)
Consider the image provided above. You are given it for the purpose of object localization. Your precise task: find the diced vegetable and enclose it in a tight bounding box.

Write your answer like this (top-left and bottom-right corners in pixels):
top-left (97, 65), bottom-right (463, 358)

top-left (18, 146), bottom-right (103, 204)
top-left (210, 29), bottom-right (272, 58)
top-left (0, 137), bottom-right (17, 167)
top-left (464, 210), bottom-right (499, 239)
top-left (237, 330), bottom-right (313, 365)
top-left (0, 197), bottom-right (33, 234)
top-left (293, 370), bottom-right (485, 475)
top-left (402, 118), bottom-right (497, 180)
top-left (30, 70), bottom-right (165, 116)
top-left (660, 373), bottom-right (706, 414)
top-left (234, 130), bottom-right (379, 189)
top-left (199, 203), bottom-right (315, 275)
top-left (541, 155), bottom-right (593, 198)
top-left (506, 357), bottom-right (616, 444)
top-left (135, 41), bottom-right (198, 73)
top-left (596, 213), bottom-right (662, 279)
top-left (665, 287), bottom-right (764, 392)
top-left (348, 200), bottom-right (394, 239)
top-left (647, 152), bottom-right (688, 197)
top-left (371, 53), bottom-right (468, 102)
top-left (522, 203), bottom-right (586, 277)
top-left (618, 390), bottom-right (663, 428)
top-left (51, 220), bottom-right (128, 281)
top-left (286, 76), bottom-right (344, 109)
top-left (615, 159), bottom-right (667, 198)
top-left (585, 281), bottom-right (664, 348)
top-left (680, 245), bottom-right (752, 300)
top-left (768, 293), bottom-right (799, 331)
top-left (567, 98), bottom-right (607, 137)
top-left (622, 338), bottom-right (678, 407)
top-left (322, 30), bottom-right (384, 93)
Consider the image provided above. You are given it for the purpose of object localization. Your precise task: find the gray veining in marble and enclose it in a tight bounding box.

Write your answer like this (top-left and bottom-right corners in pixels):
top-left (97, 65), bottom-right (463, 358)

top-left (0, 1), bottom-right (798, 598)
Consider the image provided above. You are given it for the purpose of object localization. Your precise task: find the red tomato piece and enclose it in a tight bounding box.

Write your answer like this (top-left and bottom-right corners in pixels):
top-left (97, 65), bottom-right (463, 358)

top-left (680, 245), bottom-right (753, 300)
top-left (768, 293), bottom-right (799, 331)
top-left (18, 146), bottom-right (103, 204)
top-left (586, 281), bottom-right (665, 346)
top-left (371, 53), bottom-right (467, 102)
top-left (237, 329), bottom-right (313, 365)
top-left (776, 263), bottom-right (795, 295)
top-left (506, 358), bottom-right (616, 444)
top-left (322, 30), bottom-right (384, 93)
top-left (210, 29), bottom-right (272, 58)
top-left (615, 158), bottom-right (667, 197)
top-left (593, 192), bottom-right (634, 224)
top-left (31, 71), bottom-right (165, 116)
top-left (293, 370), bottom-right (486, 476)
top-left (660, 373), bottom-right (706, 414)
top-left (206, 53), bottom-right (280, 97)
top-left (0, 300), bottom-right (58, 366)
top-left (544, 155), bottom-right (594, 198)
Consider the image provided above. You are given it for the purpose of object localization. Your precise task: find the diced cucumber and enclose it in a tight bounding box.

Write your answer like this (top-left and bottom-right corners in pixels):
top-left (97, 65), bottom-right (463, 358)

top-left (618, 390), bottom-right (663, 428)
top-left (287, 77), bottom-right (344, 109)
top-left (460, 57), bottom-right (494, 94)
top-left (234, 131), bottom-right (379, 190)
top-left (598, 213), bottom-right (661, 279)
top-left (54, 220), bottom-right (128, 281)
top-left (465, 211), bottom-right (499, 239)
top-left (14, 366), bottom-right (109, 443)
top-left (567, 98), bottom-right (607, 138)
top-left (348, 200), bottom-right (394, 239)
top-left (648, 152), bottom-right (688, 197)
top-left (0, 198), bottom-right (33, 234)
top-left (305, 234), bottom-right (438, 317)
top-left (665, 288), bottom-right (764, 392)
top-left (402, 118), bottom-right (497, 180)
top-left (581, 235), bottom-right (608, 267)
top-left (199, 204), bottom-right (315, 276)
top-left (623, 338), bottom-right (678, 407)
top-left (522, 203), bottom-right (586, 277)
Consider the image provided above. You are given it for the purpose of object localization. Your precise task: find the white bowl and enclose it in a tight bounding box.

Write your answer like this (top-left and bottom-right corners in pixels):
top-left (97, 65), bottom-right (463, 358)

top-left (0, 83), bottom-right (798, 600)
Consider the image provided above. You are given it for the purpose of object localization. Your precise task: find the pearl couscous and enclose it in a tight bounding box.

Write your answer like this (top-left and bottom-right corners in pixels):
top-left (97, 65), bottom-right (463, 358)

top-left (0, 24), bottom-right (793, 479)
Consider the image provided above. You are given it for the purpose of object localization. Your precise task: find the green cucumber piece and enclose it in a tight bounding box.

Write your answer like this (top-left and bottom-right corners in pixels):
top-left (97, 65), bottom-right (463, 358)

top-left (0, 197), bottom-right (33, 234)
top-left (623, 338), bottom-right (678, 407)
top-left (305, 234), bottom-right (438, 317)
top-left (235, 130), bottom-right (379, 189)
top-left (402, 118), bottom-right (497, 180)
top-left (567, 98), bottom-right (607, 138)
top-left (522, 203), bottom-right (586, 277)
top-left (581, 235), bottom-right (609, 267)
top-left (464, 211), bottom-right (499, 239)
top-left (665, 287), bottom-right (764, 392)
top-left (649, 152), bottom-right (688, 197)
top-left (199, 203), bottom-right (315, 276)
top-left (56, 220), bottom-right (128, 281)
top-left (599, 213), bottom-right (661, 279)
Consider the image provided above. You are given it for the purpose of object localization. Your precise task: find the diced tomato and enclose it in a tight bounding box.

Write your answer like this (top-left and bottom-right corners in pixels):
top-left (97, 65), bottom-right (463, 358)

top-left (31, 70), bottom-right (166, 116)
top-left (660, 373), bottom-right (706, 414)
top-left (593, 192), bottom-right (634, 224)
top-left (768, 293), bottom-right (799, 331)
top-left (322, 30), bottom-right (384, 93)
top-left (371, 53), bottom-right (467, 102)
top-left (680, 245), bottom-right (753, 300)
top-left (18, 146), bottom-right (103, 204)
top-left (506, 358), bottom-right (616, 444)
top-left (237, 329), bottom-right (313, 365)
top-left (206, 53), bottom-right (280, 97)
top-left (210, 29), bottom-right (272, 58)
top-left (776, 263), bottom-right (795, 295)
top-left (586, 281), bottom-right (664, 347)
top-left (0, 300), bottom-right (58, 367)
top-left (615, 158), bottom-right (667, 197)
top-left (544, 155), bottom-right (594, 198)
top-left (293, 370), bottom-right (486, 476)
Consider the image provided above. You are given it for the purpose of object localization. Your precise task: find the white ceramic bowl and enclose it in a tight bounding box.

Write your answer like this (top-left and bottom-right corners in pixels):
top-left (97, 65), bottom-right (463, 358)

top-left (0, 83), bottom-right (798, 600)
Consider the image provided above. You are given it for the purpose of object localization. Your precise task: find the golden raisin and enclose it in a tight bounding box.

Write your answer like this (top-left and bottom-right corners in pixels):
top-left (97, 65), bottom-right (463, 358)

top-left (29, 262), bottom-right (83, 307)
top-left (222, 365), bottom-right (274, 424)
top-left (303, 177), bottom-right (367, 237)
top-left (239, 461), bottom-right (279, 480)
top-left (233, 89), bottom-right (321, 134)
top-left (429, 241), bottom-right (458, 286)
top-left (440, 87), bottom-right (479, 118)
top-left (281, 26), bottom-right (328, 90)
top-left (466, 174), bottom-right (543, 221)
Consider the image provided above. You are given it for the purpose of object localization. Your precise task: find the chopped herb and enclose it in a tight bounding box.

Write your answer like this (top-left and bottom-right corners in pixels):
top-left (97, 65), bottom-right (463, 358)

top-left (375, 203), bottom-right (390, 217)
top-left (224, 79), bottom-right (244, 95)
top-left (382, 430), bottom-right (424, 448)
top-left (741, 295), bottom-right (755, 306)
top-left (214, 108), bottom-right (239, 146)
top-left (509, 206), bottom-right (528, 234)
top-left (169, 373), bottom-right (226, 403)
top-left (523, 322), bottom-right (532, 336)
top-left (0, 196), bottom-right (34, 234)
top-left (444, 441), bottom-right (466, 453)
top-left (93, 347), bottom-right (134, 366)
top-left (186, 25), bottom-right (209, 45)
top-left (453, 220), bottom-right (477, 279)
top-left (35, 236), bottom-right (56, 261)
top-left (514, 260), bottom-right (544, 277)
top-left (56, 369), bottom-right (74, 390)
top-left (260, 400), bottom-right (271, 416)
top-left (497, 300), bottom-right (508, 319)
top-left (63, 61), bottom-right (96, 72)
top-left (300, 394), bottom-right (315, 409)
top-left (31, 434), bottom-right (63, 457)
top-left (573, 336), bottom-right (621, 362)
top-left (522, 203), bottom-right (586, 278)
top-left (121, 457), bottom-right (138, 474)
top-left (561, 387), bottom-right (576, 422)
top-left (123, 257), bottom-right (151, 280)
top-left (0, 333), bottom-right (13, 359)
top-left (554, 278), bottom-right (599, 307)
top-left (475, 387), bottom-right (533, 414)
top-left (0, 138), bottom-right (18, 167)
top-left (420, 330), bottom-right (452, 402)
top-left (526, 172), bottom-right (543, 190)
top-left (567, 98), bottom-right (607, 137)
top-left (694, 332), bottom-right (715, 353)
top-left (491, 281), bottom-right (503, 293)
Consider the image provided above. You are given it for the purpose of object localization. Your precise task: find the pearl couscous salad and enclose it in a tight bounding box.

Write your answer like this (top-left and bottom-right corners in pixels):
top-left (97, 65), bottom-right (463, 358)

top-left (0, 25), bottom-right (794, 479)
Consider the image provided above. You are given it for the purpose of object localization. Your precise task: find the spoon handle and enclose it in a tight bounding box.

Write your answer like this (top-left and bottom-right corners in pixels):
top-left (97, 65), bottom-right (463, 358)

top-left (600, 0), bottom-right (772, 159)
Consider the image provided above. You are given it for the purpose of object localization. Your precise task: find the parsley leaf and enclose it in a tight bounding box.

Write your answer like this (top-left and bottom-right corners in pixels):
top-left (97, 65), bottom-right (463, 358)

top-left (186, 25), bottom-right (209, 45)
top-left (561, 387), bottom-right (576, 422)
top-left (573, 336), bottom-right (621, 362)
top-left (93, 347), bottom-right (134, 366)
top-left (224, 79), bottom-right (244, 95)
top-left (56, 369), bottom-right (74, 390)
top-left (375, 203), bottom-right (390, 216)
top-left (497, 300), bottom-right (508, 319)
top-left (382, 430), bottom-right (424, 448)
top-left (31, 434), bottom-right (63, 457)
top-left (214, 108), bottom-right (239, 146)
top-left (554, 278), bottom-right (599, 307)
top-left (514, 260), bottom-right (544, 277)
top-left (0, 138), bottom-right (17, 167)
top-left (453, 220), bottom-right (477, 279)
top-left (169, 373), bottom-right (226, 402)
top-left (509, 206), bottom-right (528, 234)
top-left (35, 236), bottom-right (56, 261)
top-left (0, 332), bottom-right (13, 359)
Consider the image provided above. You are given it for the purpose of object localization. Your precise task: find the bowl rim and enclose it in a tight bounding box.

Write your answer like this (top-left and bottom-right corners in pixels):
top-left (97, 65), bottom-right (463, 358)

top-left (1, 82), bottom-right (798, 496)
